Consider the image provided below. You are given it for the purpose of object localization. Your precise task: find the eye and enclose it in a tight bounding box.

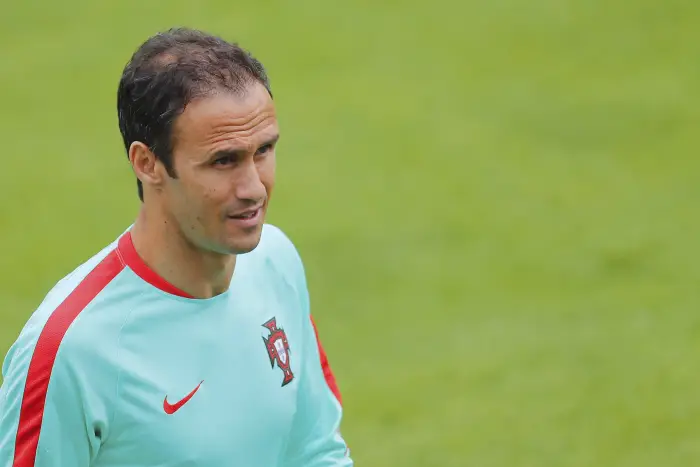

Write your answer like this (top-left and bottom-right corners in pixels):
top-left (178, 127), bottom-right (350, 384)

top-left (213, 155), bottom-right (234, 166)
top-left (256, 143), bottom-right (274, 156)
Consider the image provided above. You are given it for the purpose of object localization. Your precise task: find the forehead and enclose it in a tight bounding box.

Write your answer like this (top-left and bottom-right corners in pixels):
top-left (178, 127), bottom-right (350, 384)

top-left (173, 83), bottom-right (278, 152)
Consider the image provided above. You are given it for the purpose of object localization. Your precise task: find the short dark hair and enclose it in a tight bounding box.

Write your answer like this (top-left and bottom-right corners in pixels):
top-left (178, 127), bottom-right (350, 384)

top-left (117, 27), bottom-right (272, 201)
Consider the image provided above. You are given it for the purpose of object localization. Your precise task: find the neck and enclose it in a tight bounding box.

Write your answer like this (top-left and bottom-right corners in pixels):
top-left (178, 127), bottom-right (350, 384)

top-left (129, 205), bottom-right (236, 299)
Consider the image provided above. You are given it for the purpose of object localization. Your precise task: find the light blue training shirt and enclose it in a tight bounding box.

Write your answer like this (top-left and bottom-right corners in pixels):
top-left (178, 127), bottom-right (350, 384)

top-left (0, 224), bottom-right (352, 466)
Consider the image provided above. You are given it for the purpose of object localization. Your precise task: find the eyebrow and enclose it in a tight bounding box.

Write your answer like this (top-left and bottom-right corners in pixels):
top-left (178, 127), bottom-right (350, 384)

top-left (260, 133), bottom-right (280, 148)
top-left (209, 134), bottom-right (280, 159)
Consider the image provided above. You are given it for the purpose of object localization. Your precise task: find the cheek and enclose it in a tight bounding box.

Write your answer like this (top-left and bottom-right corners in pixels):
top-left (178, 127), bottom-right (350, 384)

top-left (195, 171), bottom-right (231, 200)
top-left (176, 173), bottom-right (227, 219)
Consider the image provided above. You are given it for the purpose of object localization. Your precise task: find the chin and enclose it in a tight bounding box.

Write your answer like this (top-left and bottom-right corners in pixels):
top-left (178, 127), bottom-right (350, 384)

top-left (225, 230), bottom-right (264, 255)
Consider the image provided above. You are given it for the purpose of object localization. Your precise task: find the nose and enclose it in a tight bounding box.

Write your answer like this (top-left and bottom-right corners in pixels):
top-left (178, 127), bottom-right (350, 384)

top-left (234, 158), bottom-right (267, 202)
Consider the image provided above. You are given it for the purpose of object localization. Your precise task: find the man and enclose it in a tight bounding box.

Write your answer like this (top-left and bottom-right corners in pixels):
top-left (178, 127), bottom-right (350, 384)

top-left (0, 27), bottom-right (352, 466)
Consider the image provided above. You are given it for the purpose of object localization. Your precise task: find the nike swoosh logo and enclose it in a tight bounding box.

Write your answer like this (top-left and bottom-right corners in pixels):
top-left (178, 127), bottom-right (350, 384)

top-left (163, 380), bottom-right (204, 415)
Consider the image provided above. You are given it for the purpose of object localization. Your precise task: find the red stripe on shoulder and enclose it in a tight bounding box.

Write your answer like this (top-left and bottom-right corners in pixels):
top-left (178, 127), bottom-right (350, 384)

top-left (13, 249), bottom-right (125, 467)
top-left (310, 316), bottom-right (342, 405)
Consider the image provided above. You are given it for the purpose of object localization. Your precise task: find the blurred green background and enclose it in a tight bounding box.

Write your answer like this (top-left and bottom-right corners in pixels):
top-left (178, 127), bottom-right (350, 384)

top-left (1, 0), bottom-right (699, 465)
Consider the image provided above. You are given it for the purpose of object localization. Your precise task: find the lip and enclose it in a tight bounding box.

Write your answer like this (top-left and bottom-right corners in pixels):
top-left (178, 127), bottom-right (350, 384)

top-left (227, 206), bottom-right (263, 228)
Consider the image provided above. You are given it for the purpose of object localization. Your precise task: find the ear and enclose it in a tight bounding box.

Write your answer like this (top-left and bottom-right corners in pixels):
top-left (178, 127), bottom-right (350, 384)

top-left (129, 142), bottom-right (164, 194)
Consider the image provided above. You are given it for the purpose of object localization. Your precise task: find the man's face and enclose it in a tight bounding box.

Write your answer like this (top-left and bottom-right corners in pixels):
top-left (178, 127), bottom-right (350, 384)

top-left (162, 83), bottom-right (278, 255)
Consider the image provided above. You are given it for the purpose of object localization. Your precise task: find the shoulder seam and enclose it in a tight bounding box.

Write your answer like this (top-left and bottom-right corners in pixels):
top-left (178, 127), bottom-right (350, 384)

top-left (106, 295), bottom-right (139, 446)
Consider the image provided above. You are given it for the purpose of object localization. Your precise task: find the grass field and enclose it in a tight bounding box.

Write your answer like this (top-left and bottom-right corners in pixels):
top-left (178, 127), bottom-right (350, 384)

top-left (1, 0), bottom-right (699, 465)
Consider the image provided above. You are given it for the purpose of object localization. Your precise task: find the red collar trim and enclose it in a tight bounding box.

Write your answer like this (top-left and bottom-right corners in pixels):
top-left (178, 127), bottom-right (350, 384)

top-left (117, 232), bottom-right (194, 299)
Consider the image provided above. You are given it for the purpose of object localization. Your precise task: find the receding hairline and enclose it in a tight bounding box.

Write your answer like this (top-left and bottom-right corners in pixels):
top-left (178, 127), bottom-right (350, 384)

top-left (180, 77), bottom-right (274, 111)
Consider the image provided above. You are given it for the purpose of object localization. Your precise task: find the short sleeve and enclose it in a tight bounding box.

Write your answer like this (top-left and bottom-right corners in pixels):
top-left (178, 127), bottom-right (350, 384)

top-left (0, 317), bottom-right (111, 466)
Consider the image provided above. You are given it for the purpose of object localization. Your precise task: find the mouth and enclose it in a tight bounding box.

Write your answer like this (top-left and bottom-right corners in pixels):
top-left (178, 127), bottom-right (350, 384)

top-left (227, 206), bottom-right (263, 227)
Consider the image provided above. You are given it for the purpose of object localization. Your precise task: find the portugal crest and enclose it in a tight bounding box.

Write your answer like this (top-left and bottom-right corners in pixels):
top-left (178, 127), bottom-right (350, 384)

top-left (262, 317), bottom-right (294, 386)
